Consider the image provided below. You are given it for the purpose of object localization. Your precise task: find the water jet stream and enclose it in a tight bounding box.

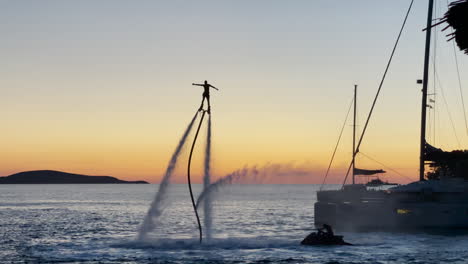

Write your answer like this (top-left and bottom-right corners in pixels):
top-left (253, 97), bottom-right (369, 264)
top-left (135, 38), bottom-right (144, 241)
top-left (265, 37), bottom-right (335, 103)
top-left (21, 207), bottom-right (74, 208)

top-left (203, 114), bottom-right (213, 240)
top-left (196, 163), bottom-right (311, 208)
top-left (137, 112), bottom-right (198, 241)
top-left (196, 167), bottom-right (254, 209)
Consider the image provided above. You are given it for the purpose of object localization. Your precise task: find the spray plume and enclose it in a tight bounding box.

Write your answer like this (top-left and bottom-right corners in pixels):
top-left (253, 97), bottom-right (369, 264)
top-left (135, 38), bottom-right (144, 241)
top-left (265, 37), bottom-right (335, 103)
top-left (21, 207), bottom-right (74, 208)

top-left (196, 167), bottom-right (255, 209)
top-left (203, 114), bottom-right (213, 240)
top-left (137, 112), bottom-right (198, 241)
top-left (196, 163), bottom-right (311, 209)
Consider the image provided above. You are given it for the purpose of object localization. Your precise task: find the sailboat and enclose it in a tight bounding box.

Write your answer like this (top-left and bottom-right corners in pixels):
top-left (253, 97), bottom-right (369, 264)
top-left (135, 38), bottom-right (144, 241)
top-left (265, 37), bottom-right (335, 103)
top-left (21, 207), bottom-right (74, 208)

top-left (349, 85), bottom-right (389, 188)
top-left (315, 0), bottom-right (468, 230)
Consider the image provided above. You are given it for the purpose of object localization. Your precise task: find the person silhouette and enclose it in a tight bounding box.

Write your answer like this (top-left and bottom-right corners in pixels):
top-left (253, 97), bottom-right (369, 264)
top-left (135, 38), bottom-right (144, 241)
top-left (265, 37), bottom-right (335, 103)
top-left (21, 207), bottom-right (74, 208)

top-left (317, 224), bottom-right (334, 237)
top-left (192, 80), bottom-right (218, 114)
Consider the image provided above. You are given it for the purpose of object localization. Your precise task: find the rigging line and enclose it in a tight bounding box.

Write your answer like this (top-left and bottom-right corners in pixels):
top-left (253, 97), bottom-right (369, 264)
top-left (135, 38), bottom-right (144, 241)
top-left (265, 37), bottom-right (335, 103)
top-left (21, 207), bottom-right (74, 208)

top-left (341, 0), bottom-right (414, 187)
top-left (359, 151), bottom-right (415, 182)
top-left (187, 110), bottom-right (206, 244)
top-left (429, 106), bottom-right (434, 143)
top-left (319, 97), bottom-right (354, 191)
top-left (452, 29), bottom-right (468, 136)
top-left (446, 0), bottom-right (468, 137)
top-left (432, 0), bottom-right (438, 144)
top-left (435, 68), bottom-right (461, 148)
top-left (433, 86), bottom-right (437, 144)
top-left (436, 98), bottom-right (441, 145)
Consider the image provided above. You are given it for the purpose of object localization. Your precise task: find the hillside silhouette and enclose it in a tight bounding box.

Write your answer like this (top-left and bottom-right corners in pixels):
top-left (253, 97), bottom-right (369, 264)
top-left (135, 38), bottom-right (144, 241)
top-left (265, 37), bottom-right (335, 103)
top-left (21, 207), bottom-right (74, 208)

top-left (0, 170), bottom-right (148, 184)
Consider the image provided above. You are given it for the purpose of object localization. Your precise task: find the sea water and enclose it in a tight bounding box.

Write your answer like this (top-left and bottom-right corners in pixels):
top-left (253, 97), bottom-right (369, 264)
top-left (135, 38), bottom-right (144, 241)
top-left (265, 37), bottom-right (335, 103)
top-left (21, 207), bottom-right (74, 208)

top-left (1, 184), bottom-right (467, 263)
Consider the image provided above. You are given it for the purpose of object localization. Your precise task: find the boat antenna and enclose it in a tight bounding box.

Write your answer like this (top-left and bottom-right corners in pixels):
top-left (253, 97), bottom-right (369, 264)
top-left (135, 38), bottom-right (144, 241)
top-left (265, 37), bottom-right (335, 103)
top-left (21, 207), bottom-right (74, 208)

top-left (342, 0), bottom-right (414, 187)
top-left (419, 0), bottom-right (434, 181)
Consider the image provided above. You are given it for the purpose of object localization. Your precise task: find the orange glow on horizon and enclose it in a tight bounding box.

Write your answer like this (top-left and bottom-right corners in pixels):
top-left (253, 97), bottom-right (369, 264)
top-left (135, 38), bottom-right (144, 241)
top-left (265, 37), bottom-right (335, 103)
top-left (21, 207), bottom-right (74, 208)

top-left (1, 1), bottom-right (465, 184)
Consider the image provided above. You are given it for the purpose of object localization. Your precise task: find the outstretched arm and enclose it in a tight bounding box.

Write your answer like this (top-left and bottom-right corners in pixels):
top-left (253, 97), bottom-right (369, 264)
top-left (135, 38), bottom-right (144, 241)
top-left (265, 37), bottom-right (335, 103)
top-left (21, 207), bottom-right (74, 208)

top-left (209, 85), bottom-right (219, 90)
top-left (192, 83), bottom-right (203, 86)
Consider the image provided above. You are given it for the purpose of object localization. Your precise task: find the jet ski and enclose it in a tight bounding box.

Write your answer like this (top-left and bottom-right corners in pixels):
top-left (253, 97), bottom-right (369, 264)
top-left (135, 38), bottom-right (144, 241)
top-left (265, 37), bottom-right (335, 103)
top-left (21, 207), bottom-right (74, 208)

top-left (301, 224), bottom-right (352, 246)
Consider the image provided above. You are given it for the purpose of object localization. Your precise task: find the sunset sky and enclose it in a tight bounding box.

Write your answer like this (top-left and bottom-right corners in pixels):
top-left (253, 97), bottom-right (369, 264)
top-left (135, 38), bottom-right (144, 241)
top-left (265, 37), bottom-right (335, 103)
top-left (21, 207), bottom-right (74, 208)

top-left (1, 1), bottom-right (467, 184)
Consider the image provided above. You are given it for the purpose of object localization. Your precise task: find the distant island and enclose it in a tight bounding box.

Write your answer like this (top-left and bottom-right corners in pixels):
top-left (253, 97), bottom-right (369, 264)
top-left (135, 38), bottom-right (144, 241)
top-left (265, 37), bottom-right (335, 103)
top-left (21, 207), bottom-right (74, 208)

top-left (0, 170), bottom-right (149, 184)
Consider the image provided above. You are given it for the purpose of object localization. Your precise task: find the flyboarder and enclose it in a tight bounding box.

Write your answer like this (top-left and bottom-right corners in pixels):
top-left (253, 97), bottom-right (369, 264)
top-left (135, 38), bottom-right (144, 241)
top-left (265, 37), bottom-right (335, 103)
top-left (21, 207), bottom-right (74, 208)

top-left (192, 80), bottom-right (218, 114)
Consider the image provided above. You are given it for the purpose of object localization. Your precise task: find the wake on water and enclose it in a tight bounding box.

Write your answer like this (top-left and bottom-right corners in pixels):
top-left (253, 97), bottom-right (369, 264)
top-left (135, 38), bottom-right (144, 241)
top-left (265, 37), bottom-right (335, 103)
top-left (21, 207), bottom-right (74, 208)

top-left (117, 236), bottom-right (300, 251)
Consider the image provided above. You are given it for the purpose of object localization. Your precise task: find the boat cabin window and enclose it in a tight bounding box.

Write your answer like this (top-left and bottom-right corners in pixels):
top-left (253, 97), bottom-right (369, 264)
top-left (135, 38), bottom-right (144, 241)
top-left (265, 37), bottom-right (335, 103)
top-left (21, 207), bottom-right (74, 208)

top-left (397, 209), bottom-right (412, 214)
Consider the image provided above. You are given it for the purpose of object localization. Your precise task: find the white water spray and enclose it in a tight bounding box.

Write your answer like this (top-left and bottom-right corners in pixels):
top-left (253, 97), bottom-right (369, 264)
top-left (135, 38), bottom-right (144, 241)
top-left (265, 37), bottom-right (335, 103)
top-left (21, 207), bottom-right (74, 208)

top-left (196, 163), bottom-right (312, 208)
top-left (137, 113), bottom-right (198, 241)
top-left (203, 114), bottom-right (213, 240)
top-left (196, 167), bottom-right (257, 209)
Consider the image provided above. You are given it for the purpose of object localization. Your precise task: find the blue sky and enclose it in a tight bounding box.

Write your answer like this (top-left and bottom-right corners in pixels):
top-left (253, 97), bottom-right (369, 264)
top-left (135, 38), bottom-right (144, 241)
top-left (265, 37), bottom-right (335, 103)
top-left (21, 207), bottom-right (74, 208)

top-left (0, 1), bottom-right (466, 183)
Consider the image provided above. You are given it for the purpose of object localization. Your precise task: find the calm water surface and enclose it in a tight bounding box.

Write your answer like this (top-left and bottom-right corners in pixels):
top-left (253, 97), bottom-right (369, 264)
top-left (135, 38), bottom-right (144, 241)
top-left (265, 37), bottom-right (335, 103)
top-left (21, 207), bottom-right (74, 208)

top-left (1, 184), bottom-right (467, 263)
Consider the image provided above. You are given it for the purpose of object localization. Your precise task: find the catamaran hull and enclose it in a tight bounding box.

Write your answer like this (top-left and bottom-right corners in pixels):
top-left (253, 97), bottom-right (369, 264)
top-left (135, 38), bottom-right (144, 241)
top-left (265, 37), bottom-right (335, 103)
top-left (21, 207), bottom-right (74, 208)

top-left (315, 201), bottom-right (468, 230)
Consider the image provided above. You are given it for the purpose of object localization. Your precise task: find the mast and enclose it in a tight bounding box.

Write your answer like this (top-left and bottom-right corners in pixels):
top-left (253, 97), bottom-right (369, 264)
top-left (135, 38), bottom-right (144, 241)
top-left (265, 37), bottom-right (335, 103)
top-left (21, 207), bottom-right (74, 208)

top-left (352, 84), bottom-right (357, 184)
top-left (419, 0), bottom-right (434, 181)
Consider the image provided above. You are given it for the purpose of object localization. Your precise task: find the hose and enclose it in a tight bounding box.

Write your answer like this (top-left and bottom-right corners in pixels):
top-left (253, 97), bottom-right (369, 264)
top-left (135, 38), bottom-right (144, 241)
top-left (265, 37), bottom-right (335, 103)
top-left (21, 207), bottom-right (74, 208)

top-left (187, 110), bottom-right (206, 243)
